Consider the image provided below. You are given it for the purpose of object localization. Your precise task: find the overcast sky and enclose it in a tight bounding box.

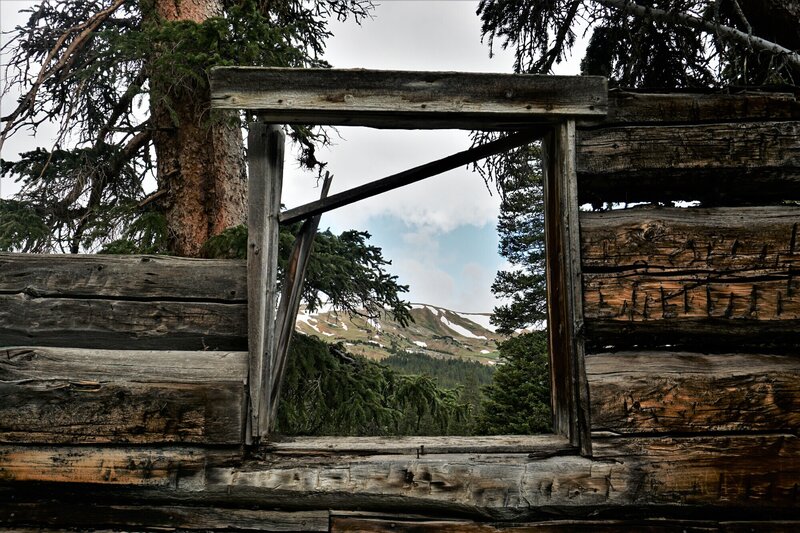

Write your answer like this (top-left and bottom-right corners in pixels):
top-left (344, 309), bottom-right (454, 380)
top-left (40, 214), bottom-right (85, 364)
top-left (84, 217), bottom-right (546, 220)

top-left (1, 1), bottom-right (587, 313)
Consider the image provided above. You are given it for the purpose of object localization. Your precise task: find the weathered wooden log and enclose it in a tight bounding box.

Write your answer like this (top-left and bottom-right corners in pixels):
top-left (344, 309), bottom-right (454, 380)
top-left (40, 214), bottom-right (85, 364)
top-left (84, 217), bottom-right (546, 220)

top-left (210, 67), bottom-right (607, 129)
top-left (580, 206), bottom-right (800, 350)
top-left (584, 274), bottom-right (800, 322)
top-left (580, 206), bottom-right (800, 272)
top-left (0, 347), bottom-right (247, 444)
top-left (246, 123), bottom-right (284, 440)
top-left (542, 121), bottom-right (591, 454)
top-left (586, 352), bottom-right (800, 434)
top-left (0, 253), bottom-right (246, 301)
top-left (1, 435), bottom-right (797, 519)
top-left (331, 516), bottom-right (800, 532)
top-left (0, 445), bottom-right (223, 485)
top-left (576, 122), bottom-right (800, 205)
top-left (584, 90), bottom-right (800, 126)
top-left (0, 503), bottom-right (328, 532)
top-left (265, 434), bottom-right (573, 457)
top-left (582, 277), bottom-right (800, 351)
top-left (0, 294), bottom-right (247, 350)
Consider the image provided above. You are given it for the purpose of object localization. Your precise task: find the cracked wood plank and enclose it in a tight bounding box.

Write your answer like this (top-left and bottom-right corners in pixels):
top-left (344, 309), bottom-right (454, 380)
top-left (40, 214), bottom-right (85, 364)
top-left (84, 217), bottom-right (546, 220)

top-left (580, 206), bottom-right (800, 272)
top-left (0, 347), bottom-right (247, 444)
top-left (0, 253), bottom-right (246, 301)
top-left (587, 352), bottom-right (800, 434)
top-left (0, 294), bottom-right (247, 350)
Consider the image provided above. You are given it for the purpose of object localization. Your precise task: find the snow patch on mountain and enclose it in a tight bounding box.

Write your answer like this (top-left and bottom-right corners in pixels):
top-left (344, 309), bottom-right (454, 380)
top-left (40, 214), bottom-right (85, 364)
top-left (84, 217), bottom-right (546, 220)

top-left (455, 312), bottom-right (496, 332)
top-left (413, 341), bottom-right (428, 348)
top-left (439, 315), bottom-right (487, 340)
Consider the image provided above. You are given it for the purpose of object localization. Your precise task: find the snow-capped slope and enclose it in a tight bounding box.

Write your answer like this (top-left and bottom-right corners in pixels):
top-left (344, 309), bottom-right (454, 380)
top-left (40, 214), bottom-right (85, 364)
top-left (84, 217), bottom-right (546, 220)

top-left (294, 303), bottom-right (505, 364)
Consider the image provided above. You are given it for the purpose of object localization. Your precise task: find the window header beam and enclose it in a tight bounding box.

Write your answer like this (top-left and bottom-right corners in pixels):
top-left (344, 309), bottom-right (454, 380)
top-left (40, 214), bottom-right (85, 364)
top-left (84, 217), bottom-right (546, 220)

top-left (210, 67), bottom-right (607, 129)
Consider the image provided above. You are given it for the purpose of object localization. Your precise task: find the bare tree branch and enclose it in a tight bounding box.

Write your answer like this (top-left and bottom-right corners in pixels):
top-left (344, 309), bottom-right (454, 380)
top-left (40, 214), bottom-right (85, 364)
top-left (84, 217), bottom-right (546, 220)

top-left (593, 0), bottom-right (800, 71)
top-left (0, 0), bottom-right (129, 153)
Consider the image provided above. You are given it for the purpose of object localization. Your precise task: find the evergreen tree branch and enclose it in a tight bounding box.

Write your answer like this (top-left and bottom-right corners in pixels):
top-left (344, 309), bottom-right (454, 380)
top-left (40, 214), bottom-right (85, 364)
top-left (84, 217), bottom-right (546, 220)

top-left (593, 0), bottom-right (800, 71)
top-left (538, 0), bottom-right (581, 73)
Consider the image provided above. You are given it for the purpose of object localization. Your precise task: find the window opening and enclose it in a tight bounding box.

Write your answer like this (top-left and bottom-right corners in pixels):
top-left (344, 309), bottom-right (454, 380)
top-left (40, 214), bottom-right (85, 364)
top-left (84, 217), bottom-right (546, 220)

top-left (273, 128), bottom-right (552, 438)
top-left (211, 67), bottom-right (603, 454)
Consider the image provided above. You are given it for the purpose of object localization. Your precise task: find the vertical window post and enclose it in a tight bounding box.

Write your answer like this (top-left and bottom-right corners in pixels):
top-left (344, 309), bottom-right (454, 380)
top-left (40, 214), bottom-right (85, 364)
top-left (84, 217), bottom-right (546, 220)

top-left (543, 120), bottom-right (592, 455)
top-left (246, 122), bottom-right (284, 442)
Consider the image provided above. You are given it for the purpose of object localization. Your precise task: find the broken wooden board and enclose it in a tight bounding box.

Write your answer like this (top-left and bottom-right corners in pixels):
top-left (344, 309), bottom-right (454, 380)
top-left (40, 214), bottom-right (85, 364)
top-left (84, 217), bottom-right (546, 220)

top-left (210, 68), bottom-right (607, 129)
top-left (587, 352), bottom-right (800, 434)
top-left (0, 347), bottom-right (247, 444)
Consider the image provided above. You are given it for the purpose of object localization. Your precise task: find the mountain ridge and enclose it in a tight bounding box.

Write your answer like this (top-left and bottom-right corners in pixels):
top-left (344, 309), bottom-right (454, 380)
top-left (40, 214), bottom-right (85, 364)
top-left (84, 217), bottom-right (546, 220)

top-left (295, 303), bottom-right (508, 364)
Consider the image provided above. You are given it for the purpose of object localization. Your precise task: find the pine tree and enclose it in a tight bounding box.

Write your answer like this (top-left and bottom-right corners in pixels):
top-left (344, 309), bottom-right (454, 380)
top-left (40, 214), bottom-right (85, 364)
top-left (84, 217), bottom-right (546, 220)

top-left (489, 144), bottom-right (546, 334)
top-left (476, 331), bottom-right (551, 435)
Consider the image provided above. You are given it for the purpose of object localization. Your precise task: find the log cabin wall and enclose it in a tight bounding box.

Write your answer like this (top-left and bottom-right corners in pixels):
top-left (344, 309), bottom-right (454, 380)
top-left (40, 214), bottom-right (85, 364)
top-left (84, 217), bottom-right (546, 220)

top-left (3, 86), bottom-right (800, 531)
top-left (576, 88), bottom-right (800, 520)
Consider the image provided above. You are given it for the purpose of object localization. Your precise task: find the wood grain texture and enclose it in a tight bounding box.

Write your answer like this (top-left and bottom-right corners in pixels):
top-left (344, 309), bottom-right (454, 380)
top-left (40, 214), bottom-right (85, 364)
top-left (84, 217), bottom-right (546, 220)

top-left (581, 206), bottom-right (800, 351)
top-left (580, 206), bottom-right (800, 272)
top-left (0, 347), bottom-right (247, 444)
top-left (542, 121), bottom-right (592, 454)
top-left (578, 121), bottom-right (800, 175)
top-left (589, 90), bottom-right (800, 126)
top-left (265, 434), bottom-right (573, 456)
top-left (587, 352), bottom-right (800, 434)
top-left (1, 435), bottom-right (797, 519)
top-left (0, 253), bottom-right (246, 301)
top-left (210, 67), bottom-right (607, 129)
top-left (0, 445), bottom-right (219, 485)
top-left (0, 294), bottom-right (247, 350)
top-left (576, 122), bottom-right (800, 205)
top-left (246, 123), bottom-right (284, 440)
top-left (592, 434), bottom-right (800, 507)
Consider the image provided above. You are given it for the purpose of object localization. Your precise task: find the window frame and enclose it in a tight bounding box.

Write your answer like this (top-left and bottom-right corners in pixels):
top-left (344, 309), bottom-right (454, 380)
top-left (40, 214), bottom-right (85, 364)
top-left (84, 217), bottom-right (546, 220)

top-left (211, 67), bottom-right (604, 454)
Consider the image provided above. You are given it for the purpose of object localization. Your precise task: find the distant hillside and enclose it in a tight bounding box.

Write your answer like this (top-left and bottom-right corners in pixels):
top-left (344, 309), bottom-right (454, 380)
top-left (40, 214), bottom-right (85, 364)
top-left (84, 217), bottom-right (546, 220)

top-left (295, 303), bottom-right (507, 364)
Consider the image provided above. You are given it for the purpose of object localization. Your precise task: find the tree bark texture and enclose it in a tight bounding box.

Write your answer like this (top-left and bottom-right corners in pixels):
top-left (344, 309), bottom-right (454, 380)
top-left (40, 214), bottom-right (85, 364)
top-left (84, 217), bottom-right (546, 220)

top-left (150, 0), bottom-right (246, 257)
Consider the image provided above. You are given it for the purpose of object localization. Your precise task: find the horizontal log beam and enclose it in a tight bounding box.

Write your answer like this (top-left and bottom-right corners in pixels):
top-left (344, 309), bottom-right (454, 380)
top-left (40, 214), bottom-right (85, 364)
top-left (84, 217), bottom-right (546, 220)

top-left (576, 122), bottom-right (800, 205)
top-left (0, 253), bottom-right (246, 301)
top-left (210, 68), bottom-right (607, 129)
top-left (1, 435), bottom-right (797, 519)
top-left (584, 274), bottom-right (800, 322)
top-left (587, 352), bottom-right (800, 434)
top-left (1, 503), bottom-right (328, 532)
top-left (0, 295), bottom-right (247, 350)
top-left (582, 90), bottom-right (800, 127)
top-left (580, 206), bottom-right (800, 272)
top-left (0, 347), bottom-right (247, 444)
top-left (266, 434), bottom-right (573, 456)
top-left (280, 130), bottom-right (543, 224)
top-left (578, 122), bottom-right (800, 175)
top-left (580, 206), bottom-right (800, 351)
top-left (331, 516), bottom-right (800, 532)
top-left (0, 445), bottom-right (229, 485)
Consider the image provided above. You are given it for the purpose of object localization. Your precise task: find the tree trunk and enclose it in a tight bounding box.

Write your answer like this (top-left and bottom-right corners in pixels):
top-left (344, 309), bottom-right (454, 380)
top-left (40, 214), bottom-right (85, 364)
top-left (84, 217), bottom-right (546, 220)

top-left (150, 0), bottom-right (247, 257)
